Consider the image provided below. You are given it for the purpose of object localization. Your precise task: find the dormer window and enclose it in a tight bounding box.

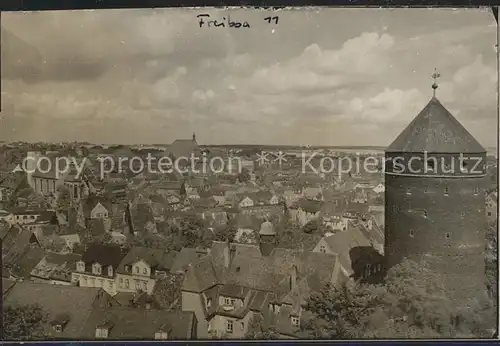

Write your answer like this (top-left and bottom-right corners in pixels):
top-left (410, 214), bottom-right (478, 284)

top-left (125, 265), bottom-right (131, 273)
top-left (291, 316), bottom-right (300, 327)
top-left (93, 263), bottom-right (102, 275)
top-left (107, 266), bottom-right (113, 277)
top-left (51, 314), bottom-right (70, 333)
top-left (154, 331), bottom-right (169, 340)
top-left (95, 323), bottom-right (113, 339)
top-left (76, 261), bottom-right (85, 273)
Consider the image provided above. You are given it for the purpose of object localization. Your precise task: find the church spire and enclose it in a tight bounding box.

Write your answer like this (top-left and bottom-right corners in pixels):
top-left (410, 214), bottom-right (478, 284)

top-left (431, 68), bottom-right (440, 98)
top-left (192, 132), bottom-right (196, 142)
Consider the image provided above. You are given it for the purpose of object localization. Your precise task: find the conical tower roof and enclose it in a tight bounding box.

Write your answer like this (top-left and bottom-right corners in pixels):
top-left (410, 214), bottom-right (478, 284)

top-left (386, 97), bottom-right (485, 154)
top-left (259, 220), bottom-right (275, 236)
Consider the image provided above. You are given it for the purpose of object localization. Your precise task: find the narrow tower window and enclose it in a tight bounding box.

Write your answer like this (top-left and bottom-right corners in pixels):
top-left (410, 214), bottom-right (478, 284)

top-left (445, 232), bottom-right (451, 239)
top-left (426, 159), bottom-right (435, 172)
top-left (474, 187), bottom-right (479, 196)
top-left (460, 161), bottom-right (468, 173)
top-left (423, 210), bottom-right (428, 218)
top-left (444, 188), bottom-right (449, 196)
top-left (409, 229), bottom-right (415, 237)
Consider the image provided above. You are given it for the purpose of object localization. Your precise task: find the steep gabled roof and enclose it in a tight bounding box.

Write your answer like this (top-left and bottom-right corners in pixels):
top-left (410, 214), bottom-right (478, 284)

top-left (386, 97), bottom-right (485, 154)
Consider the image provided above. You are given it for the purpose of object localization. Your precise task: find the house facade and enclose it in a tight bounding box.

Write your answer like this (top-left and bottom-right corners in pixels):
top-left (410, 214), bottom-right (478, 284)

top-left (72, 244), bottom-right (126, 296)
top-left (181, 236), bottom-right (340, 339)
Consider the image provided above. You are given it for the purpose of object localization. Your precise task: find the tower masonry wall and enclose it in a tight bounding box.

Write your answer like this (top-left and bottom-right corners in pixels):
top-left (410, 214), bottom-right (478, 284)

top-left (384, 153), bottom-right (487, 301)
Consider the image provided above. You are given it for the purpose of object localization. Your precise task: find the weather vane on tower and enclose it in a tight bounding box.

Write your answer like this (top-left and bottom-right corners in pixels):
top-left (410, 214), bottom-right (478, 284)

top-left (432, 68), bottom-right (440, 97)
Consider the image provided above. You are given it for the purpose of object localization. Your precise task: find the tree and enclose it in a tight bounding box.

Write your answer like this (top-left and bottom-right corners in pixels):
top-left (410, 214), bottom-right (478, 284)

top-left (153, 273), bottom-right (184, 310)
top-left (485, 222), bottom-right (498, 300)
top-left (213, 225), bottom-right (237, 242)
top-left (3, 304), bottom-right (48, 340)
top-left (245, 314), bottom-right (280, 339)
top-left (301, 259), bottom-right (488, 339)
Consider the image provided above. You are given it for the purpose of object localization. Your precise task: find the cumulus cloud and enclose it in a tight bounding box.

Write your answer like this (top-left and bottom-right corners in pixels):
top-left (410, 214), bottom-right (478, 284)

top-left (0, 8), bottom-right (496, 146)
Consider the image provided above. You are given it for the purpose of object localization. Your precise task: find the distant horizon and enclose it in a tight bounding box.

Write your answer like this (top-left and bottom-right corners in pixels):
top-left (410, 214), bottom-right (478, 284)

top-left (2, 140), bottom-right (496, 152)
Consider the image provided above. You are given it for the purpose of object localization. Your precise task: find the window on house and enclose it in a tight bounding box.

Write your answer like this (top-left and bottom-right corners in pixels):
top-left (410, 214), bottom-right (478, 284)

top-left (54, 325), bottom-right (62, 333)
top-left (108, 281), bottom-right (113, 289)
top-left (444, 188), bottom-right (449, 196)
top-left (136, 267), bottom-right (139, 274)
top-left (240, 322), bottom-right (245, 331)
top-left (207, 298), bottom-right (212, 308)
top-left (143, 268), bottom-right (147, 275)
top-left (424, 188), bottom-right (428, 193)
top-left (154, 332), bottom-right (169, 340)
top-left (224, 297), bottom-right (232, 305)
top-left (488, 212), bottom-right (492, 216)
top-left (291, 317), bottom-right (300, 327)
top-left (445, 232), bottom-right (451, 239)
top-left (226, 320), bottom-right (233, 333)
top-left (125, 279), bottom-right (129, 288)
top-left (423, 210), bottom-right (428, 218)
top-left (409, 229), bottom-right (415, 237)
top-left (23, 215), bottom-right (27, 220)
top-left (142, 282), bottom-right (147, 291)
top-left (319, 245), bottom-right (326, 253)
top-left (95, 328), bottom-right (108, 338)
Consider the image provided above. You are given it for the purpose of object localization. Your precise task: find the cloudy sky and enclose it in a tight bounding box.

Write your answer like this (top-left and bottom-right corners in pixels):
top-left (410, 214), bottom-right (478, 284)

top-left (0, 8), bottom-right (497, 147)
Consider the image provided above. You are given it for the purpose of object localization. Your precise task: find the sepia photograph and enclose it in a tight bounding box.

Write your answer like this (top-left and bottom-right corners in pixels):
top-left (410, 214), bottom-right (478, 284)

top-left (0, 7), bottom-right (498, 340)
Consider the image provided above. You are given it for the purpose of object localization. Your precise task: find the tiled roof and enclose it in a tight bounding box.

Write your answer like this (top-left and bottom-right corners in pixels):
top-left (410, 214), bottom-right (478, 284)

top-left (290, 199), bottom-right (323, 214)
top-left (4, 282), bottom-right (108, 339)
top-left (80, 307), bottom-right (196, 340)
top-left (164, 139), bottom-right (199, 159)
top-left (322, 227), bottom-right (371, 276)
top-left (386, 97), bottom-right (485, 153)
top-left (81, 243), bottom-right (126, 269)
top-left (116, 246), bottom-right (176, 275)
top-left (182, 241), bottom-right (337, 300)
top-left (170, 247), bottom-right (205, 274)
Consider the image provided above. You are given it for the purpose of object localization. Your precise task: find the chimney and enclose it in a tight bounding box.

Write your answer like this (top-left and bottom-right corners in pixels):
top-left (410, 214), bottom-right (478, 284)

top-left (290, 264), bottom-right (297, 291)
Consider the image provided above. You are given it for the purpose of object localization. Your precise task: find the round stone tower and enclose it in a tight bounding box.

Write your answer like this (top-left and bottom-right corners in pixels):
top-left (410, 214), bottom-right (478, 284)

top-left (384, 96), bottom-right (487, 304)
